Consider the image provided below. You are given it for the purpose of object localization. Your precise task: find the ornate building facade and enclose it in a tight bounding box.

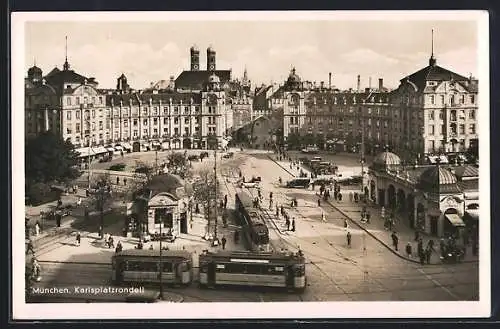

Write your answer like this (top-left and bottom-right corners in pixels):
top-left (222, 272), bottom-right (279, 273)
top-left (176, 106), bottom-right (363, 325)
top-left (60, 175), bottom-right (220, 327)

top-left (25, 45), bottom-right (255, 151)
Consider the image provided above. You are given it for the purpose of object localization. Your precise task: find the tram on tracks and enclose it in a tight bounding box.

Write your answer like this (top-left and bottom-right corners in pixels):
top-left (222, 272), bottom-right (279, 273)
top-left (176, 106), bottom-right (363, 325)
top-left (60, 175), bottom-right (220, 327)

top-left (198, 250), bottom-right (306, 292)
top-left (111, 249), bottom-right (193, 286)
top-left (234, 191), bottom-right (270, 251)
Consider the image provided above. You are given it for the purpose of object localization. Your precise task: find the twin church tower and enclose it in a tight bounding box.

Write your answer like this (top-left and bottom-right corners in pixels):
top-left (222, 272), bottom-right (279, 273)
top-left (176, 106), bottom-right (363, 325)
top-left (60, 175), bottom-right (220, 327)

top-left (190, 45), bottom-right (216, 71)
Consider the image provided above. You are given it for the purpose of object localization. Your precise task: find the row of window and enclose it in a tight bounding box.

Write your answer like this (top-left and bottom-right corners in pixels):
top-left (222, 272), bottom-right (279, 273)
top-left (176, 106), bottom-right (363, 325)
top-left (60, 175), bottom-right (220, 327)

top-left (428, 109), bottom-right (476, 121)
top-left (63, 108), bottom-right (220, 120)
top-left (67, 125), bottom-right (201, 137)
top-left (428, 124), bottom-right (476, 136)
top-left (428, 94), bottom-right (476, 106)
top-left (66, 96), bottom-right (104, 106)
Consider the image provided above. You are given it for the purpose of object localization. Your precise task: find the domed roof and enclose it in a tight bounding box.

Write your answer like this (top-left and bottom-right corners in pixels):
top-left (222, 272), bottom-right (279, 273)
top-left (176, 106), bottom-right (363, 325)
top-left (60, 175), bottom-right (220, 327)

top-left (373, 152), bottom-right (401, 167)
top-left (208, 73), bottom-right (220, 83)
top-left (287, 67), bottom-right (301, 83)
top-left (419, 166), bottom-right (458, 186)
top-left (28, 65), bottom-right (42, 75)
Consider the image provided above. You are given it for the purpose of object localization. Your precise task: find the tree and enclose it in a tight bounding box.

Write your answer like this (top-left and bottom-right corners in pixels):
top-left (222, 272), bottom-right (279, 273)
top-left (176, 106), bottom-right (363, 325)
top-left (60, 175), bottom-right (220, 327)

top-left (166, 152), bottom-right (189, 177)
top-left (25, 131), bottom-right (80, 186)
top-left (191, 167), bottom-right (219, 236)
top-left (88, 173), bottom-right (113, 238)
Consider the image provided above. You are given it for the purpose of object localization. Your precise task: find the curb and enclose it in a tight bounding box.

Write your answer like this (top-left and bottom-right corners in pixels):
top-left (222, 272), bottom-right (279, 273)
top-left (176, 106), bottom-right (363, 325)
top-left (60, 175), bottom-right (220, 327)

top-left (266, 154), bottom-right (478, 266)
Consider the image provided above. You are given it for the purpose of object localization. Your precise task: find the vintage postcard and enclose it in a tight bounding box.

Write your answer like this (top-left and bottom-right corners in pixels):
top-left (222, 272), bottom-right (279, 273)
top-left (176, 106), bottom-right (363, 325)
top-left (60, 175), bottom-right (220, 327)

top-left (11, 11), bottom-right (490, 319)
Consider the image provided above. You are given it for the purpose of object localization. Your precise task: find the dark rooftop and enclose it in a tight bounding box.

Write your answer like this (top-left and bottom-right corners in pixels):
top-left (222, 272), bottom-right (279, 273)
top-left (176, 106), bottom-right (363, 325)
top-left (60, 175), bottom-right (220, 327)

top-left (175, 70), bottom-right (231, 91)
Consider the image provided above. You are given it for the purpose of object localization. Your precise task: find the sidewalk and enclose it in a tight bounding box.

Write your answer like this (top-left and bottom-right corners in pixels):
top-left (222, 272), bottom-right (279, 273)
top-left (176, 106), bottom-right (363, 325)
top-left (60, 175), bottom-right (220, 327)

top-left (325, 193), bottom-right (479, 265)
top-left (267, 154), bottom-right (478, 265)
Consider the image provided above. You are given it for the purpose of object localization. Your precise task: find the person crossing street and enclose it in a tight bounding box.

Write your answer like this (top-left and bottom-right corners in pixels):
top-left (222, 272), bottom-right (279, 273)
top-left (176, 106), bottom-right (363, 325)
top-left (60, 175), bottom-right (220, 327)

top-left (346, 231), bottom-right (352, 247)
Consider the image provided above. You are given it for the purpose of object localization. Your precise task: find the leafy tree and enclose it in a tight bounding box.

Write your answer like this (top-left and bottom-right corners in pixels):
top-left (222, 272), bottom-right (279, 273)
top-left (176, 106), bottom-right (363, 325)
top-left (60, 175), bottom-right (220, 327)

top-left (88, 173), bottom-right (113, 238)
top-left (191, 167), bottom-right (219, 235)
top-left (25, 131), bottom-right (80, 186)
top-left (167, 152), bottom-right (189, 177)
top-left (207, 134), bottom-right (218, 150)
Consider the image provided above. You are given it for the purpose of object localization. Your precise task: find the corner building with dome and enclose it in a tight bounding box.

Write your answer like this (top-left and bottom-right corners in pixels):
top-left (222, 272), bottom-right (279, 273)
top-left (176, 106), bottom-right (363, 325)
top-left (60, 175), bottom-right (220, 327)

top-left (367, 151), bottom-right (479, 238)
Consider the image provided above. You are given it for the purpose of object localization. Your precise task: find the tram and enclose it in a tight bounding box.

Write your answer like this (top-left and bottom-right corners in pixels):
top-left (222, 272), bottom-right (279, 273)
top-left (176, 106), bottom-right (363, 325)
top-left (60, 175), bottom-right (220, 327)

top-left (198, 250), bottom-right (306, 292)
top-left (235, 191), bottom-right (270, 251)
top-left (111, 249), bottom-right (193, 286)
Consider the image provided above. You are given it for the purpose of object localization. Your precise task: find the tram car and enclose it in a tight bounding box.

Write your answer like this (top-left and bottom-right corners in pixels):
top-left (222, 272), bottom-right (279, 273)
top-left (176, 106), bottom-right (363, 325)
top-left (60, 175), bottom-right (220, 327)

top-left (235, 191), bottom-right (270, 251)
top-left (111, 249), bottom-right (193, 287)
top-left (198, 250), bottom-right (306, 292)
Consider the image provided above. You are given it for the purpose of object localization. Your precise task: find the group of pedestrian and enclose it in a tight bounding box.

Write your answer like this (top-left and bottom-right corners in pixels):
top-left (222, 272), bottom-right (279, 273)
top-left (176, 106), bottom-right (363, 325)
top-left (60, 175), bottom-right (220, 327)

top-left (104, 233), bottom-right (115, 249)
top-left (360, 206), bottom-right (371, 224)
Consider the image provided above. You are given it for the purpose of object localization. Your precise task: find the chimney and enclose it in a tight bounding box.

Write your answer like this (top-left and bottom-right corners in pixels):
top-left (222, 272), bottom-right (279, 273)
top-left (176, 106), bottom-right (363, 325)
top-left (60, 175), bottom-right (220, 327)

top-left (369, 77), bottom-right (372, 89)
top-left (378, 78), bottom-right (383, 91)
top-left (329, 73), bottom-right (332, 89)
top-left (357, 75), bottom-right (360, 92)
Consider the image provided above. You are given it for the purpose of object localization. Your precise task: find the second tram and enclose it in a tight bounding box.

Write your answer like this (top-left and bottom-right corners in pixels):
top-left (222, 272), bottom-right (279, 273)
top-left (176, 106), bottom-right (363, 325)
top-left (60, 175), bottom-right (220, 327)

top-left (198, 250), bottom-right (306, 292)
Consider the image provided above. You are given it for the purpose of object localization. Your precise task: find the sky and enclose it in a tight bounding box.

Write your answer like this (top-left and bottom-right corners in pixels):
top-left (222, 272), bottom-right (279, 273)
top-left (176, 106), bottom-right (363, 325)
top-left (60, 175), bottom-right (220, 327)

top-left (24, 17), bottom-right (479, 90)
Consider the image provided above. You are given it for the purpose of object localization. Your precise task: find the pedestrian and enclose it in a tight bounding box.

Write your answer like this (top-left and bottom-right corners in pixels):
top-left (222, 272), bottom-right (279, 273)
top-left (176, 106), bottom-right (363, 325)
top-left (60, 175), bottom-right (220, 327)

top-left (149, 244), bottom-right (154, 250)
top-left (108, 235), bottom-right (115, 248)
top-left (349, 192), bottom-right (353, 202)
top-left (338, 192), bottom-right (342, 201)
top-left (344, 219), bottom-right (348, 229)
top-left (366, 211), bottom-right (371, 224)
top-left (115, 241), bottom-right (123, 253)
top-left (285, 217), bottom-right (290, 231)
top-left (347, 231), bottom-right (352, 247)
top-left (406, 242), bottom-right (412, 258)
top-left (76, 231), bottom-right (81, 246)
top-left (56, 213), bottom-right (61, 228)
top-left (317, 199), bottom-right (321, 207)
top-left (116, 176), bottom-right (120, 185)
top-left (425, 245), bottom-right (432, 264)
top-left (26, 238), bottom-right (35, 255)
top-left (414, 230), bottom-right (420, 242)
top-left (276, 205), bottom-right (279, 217)
top-left (35, 221), bottom-right (40, 236)
top-left (123, 178), bottom-right (127, 186)
top-left (224, 195), bottom-right (228, 209)
top-left (221, 236), bottom-right (227, 250)
top-left (321, 211), bottom-right (326, 222)
top-left (137, 239), bottom-right (144, 250)
top-left (269, 199), bottom-right (273, 209)
top-left (391, 231), bottom-right (399, 251)
top-left (291, 218), bottom-right (296, 232)
top-left (269, 192), bottom-right (273, 200)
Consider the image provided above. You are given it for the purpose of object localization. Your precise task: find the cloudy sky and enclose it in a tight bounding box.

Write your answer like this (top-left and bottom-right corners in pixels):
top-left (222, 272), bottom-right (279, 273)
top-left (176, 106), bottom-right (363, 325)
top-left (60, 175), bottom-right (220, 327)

top-left (23, 16), bottom-right (479, 90)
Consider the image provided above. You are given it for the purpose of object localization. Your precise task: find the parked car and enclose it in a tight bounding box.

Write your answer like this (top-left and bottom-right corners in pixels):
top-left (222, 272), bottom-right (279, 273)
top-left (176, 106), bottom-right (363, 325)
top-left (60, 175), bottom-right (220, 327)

top-left (249, 176), bottom-right (262, 183)
top-left (240, 181), bottom-right (260, 188)
top-left (222, 152), bottom-right (234, 159)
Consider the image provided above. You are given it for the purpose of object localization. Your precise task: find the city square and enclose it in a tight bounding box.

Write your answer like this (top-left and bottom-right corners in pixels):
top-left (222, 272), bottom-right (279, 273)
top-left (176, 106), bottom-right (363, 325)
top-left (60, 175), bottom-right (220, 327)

top-left (15, 13), bottom-right (487, 317)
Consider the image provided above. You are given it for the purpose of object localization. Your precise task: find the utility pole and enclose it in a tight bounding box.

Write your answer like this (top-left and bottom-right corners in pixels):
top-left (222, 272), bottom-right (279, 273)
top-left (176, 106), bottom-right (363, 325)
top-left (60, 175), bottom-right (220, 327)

top-left (360, 105), bottom-right (365, 198)
top-left (155, 149), bottom-right (158, 175)
top-left (159, 216), bottom-right (163, 300)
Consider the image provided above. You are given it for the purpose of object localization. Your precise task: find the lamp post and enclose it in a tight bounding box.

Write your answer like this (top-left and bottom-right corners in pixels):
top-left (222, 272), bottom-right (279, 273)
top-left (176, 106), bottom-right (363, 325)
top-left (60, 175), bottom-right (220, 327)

top-left (159, 215), bottom-right (164, 300)
top-left (213, 145), bottom-right (218, 243)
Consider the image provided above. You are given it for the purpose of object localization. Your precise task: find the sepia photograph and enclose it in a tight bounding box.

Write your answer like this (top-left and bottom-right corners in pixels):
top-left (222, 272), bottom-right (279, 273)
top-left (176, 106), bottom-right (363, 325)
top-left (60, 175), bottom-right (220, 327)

top-left (11, 11), bottom-right (490, 319)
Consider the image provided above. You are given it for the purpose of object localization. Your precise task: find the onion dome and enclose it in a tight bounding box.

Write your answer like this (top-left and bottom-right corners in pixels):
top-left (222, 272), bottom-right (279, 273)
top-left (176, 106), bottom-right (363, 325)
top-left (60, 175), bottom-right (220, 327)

top-left (28, 65), bottom-right (42, 76)
top-left (371, 151), bottom-right (401, 171)
top-left (287, 67), bottom-right (301, 84)
top-left (418, 166), bottom-right (460, 192)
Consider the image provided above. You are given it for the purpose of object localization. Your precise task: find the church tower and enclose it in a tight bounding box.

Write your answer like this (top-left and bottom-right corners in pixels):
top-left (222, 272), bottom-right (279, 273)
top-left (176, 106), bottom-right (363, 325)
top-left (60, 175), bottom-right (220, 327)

top-left (190, 45), bottom-right (200, 71)
top-left (207, 46), bottom-right (216, 71)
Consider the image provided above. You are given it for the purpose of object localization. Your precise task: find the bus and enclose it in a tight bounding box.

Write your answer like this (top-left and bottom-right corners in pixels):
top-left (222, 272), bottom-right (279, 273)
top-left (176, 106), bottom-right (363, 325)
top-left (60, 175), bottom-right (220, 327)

top-left (111, 249), bottom-right (193, 287)
top-left (198, 250), bottom-right (306, 292)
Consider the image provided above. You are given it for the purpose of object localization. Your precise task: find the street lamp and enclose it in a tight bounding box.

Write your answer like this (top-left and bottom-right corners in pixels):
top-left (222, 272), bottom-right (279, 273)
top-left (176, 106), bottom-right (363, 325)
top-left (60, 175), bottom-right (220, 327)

top-left (159, 214), bottom-right (164, 300)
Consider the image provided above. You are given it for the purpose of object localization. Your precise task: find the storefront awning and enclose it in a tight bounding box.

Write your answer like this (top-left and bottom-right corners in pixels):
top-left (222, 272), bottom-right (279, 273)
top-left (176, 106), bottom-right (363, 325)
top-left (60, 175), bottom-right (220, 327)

top-left (465, 209), bottom-right (479, 220)
top-left (439, 155), bottom-right (449, 164)
top-left (121, 143), bottom-right (132, 150)
top-left (445, 213), bottom-right (466, 227)
top-left (92, 146), bottom-right (108, 154)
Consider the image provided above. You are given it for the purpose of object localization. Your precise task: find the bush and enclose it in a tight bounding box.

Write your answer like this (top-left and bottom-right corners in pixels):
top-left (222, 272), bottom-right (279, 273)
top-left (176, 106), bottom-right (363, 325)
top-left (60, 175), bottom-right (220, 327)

top-left (26, 182), bottom-right (61, 206)
top-left (109, 163), bottom-right (126, 171)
